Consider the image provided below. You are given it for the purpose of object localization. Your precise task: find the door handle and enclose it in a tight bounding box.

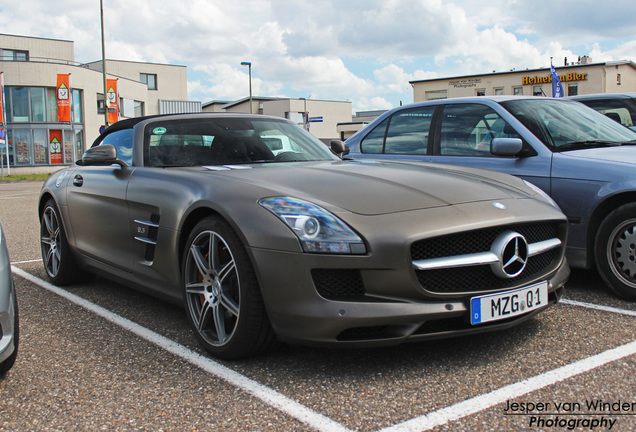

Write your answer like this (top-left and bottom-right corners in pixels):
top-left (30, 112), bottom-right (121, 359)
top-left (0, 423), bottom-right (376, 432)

top-left (73, 175), bottom-right (84, 187)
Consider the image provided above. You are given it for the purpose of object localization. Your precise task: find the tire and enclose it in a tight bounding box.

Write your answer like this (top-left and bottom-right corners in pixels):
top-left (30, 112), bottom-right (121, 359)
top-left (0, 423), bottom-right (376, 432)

top-left (595, 203), bottom-right (636, 301)
top-left (0, 290), bottom-right (18, 376)
top-left (182, 216), bottom-right (277, 359)
top-left (40, 199), bottom-right (90, 285)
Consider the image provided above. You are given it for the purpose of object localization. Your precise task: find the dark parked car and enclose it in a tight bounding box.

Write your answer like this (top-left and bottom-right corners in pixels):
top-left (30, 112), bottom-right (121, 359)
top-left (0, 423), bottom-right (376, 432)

top-left (0, 220), bottom-right (18, 375)
top-left (39, 113), bottom-right (568, 359)
top-left (346, 96), bottom-right (636, 301)
top-left (568, 92), bottom-right (636, 131)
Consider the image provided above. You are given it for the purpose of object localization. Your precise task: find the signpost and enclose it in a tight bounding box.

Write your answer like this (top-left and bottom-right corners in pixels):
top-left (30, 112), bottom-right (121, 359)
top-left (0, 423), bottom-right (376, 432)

top-left (308, 116), bottom-right (323, 123)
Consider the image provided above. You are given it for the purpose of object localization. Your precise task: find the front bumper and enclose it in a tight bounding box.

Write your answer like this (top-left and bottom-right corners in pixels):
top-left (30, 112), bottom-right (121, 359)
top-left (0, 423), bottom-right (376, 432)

top-left (249, 245), bottom-right (569, 347)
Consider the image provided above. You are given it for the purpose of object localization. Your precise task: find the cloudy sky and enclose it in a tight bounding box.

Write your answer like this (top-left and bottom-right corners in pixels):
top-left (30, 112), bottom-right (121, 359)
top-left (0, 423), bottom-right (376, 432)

top-left (2, 0), bottom-right (636, 112)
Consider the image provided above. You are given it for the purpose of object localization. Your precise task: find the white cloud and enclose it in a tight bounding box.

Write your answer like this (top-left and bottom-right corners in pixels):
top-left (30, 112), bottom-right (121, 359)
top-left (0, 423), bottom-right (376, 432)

top-left (590, 40), bottom-right (636, 63)
top-left (2, 0), bottom-right (635, 111)
top-left (354, 96), bottom-right (395, 112)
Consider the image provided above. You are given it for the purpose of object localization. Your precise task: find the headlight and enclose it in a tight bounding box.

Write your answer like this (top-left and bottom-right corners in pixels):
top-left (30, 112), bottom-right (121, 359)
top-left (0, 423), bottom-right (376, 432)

top-left (523, 180), bottom-right (561, 210)
top-left (259, 197), bottom-right (366, 254)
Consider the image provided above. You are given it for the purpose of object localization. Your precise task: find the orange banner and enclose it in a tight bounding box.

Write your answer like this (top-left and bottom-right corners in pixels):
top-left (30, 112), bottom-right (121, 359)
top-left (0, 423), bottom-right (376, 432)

top-left (56, 74), bottom-right (71, 122)
top-left (106, 79), bottom-right (118, 124)
top-left (49, 130), bottom-right (63, 164)
top-left (0, 73), bottom-right (4, 124)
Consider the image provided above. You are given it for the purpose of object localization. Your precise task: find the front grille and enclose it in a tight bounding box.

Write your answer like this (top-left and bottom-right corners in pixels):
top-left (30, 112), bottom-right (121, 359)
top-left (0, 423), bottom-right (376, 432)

top-left (412, 222), bottom-right (558, 260)
top-left (412, 222), bottom-right (564, 294)
top-left (311, 269), bottom-right (365, 299)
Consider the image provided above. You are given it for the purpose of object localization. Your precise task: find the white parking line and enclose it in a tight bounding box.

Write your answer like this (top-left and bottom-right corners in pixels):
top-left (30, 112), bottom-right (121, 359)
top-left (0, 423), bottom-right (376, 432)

top-left (561, 298), bottom-right (636, 317)
top-left (11, 267), bottom-right (353, 432)
top-left (0, 192), bottom-right (40, 199)
top-left (378, 340), bottom-right (636, 432)
top-left (12, 265), bottom-right (636, 432)
top-left (12, 259), bottom-right (43, 265)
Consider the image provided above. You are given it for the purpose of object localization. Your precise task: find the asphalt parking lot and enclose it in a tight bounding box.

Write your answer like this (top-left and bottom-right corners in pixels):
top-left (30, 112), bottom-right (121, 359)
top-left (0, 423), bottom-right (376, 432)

top-left (0, 180), bottom-right (634, 432)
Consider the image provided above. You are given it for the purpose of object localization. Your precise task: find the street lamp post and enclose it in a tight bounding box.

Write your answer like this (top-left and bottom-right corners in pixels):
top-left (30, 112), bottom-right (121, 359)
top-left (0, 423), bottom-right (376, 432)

top-left (240, 61), bottom-right (252, 114)
top-left (100, 0), bottom-right (109, 127)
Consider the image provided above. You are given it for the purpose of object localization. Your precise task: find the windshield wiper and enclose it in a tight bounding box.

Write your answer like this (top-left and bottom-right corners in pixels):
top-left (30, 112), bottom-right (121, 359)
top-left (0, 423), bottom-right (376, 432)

top-left (556, 141), bottom-right (622, 151)
top-left (620, 140), bottom-right (636, 146)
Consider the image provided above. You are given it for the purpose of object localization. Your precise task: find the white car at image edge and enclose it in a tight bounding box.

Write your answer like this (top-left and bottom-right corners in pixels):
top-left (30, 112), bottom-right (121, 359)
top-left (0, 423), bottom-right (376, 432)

top-left (0, 220), bottom-right (18, 375)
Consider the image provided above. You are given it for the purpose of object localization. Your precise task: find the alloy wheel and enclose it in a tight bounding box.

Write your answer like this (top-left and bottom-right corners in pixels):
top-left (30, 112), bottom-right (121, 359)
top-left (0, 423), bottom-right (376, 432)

top-left (184, 230), bottom-right (240, 347)
top-left (41, 206), bottom-right (62, 278)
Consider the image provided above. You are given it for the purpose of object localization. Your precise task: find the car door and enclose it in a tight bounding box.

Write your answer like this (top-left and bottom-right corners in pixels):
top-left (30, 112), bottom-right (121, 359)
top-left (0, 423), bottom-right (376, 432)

top-left (66, 129), bottom-right (135, 272)
top-left (429, 102), bottom-right (553, 195)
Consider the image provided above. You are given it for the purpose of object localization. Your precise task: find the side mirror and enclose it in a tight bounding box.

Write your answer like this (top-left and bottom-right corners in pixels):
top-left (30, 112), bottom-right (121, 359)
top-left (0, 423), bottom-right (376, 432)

top-left (491, 138), bottom-right (523, 157)
top-left (81, 144), bottom-right (128, 167)
top-left (330, 140), bottom-right (350, 158)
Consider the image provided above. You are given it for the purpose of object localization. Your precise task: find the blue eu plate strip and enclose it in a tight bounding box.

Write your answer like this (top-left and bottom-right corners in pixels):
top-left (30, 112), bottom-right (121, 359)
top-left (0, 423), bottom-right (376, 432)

top-left (471, 298), bottom-right (481, 324)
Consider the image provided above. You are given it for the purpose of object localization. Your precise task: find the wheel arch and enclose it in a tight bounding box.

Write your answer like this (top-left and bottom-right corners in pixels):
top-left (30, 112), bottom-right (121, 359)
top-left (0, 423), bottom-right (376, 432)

top-left (587, 191), bottom-right (636, 266)
top-left (38, 192), bottom-right (56, 220)
top-left (177, 205), bottom-right (252, 275)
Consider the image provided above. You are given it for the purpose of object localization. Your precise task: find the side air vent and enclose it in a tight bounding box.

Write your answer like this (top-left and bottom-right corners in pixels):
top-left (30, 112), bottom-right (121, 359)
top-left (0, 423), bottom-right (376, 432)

top-left (134, 214), bottom-right (160, 263)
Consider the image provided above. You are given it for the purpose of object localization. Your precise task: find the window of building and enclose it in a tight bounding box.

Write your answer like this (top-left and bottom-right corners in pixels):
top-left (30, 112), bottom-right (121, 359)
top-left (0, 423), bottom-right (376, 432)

top-left (63, 130), bottom-right (75, 163)
top-left (494, 88), bottom-right (504, 95)
top-left (140, 73), bottom-right (158, 90)
top-left (533, 86), bottom-right (543, 96)
top-left (46, 88), bottom-right (57, 121)
top-left (617, 73), bottom-right (622, 85)
top-left (33, 129), bottom-right (49, 164)
top-left (567, 84), bottom-right (578, 96)
top-left (134, 100), bottom-right (144, 117)
top-left (1, 49), bottom-right (29, 61)
top-left (30, 87), bottom-right (46, 122)
top-left (11, 129), bottom-right (32, 165)
top-left (97, 98), bottom-right (106, 114)
top-left (72, 89), bottom-right (83, 123)
top-left (10, 87), bottom-right (29, 122)
top-left (74, 129), bottom-right (85, 162)
top-left (285, 112), bottom-right (305, 125)
top-left (3, 86), bottom-right (81, 124)
top-left (476, 89), bottom-right (486, 96)
top-left (513, 87), bottom-right (523, 95)
top-left (426, 90), bottom-right (447, 100)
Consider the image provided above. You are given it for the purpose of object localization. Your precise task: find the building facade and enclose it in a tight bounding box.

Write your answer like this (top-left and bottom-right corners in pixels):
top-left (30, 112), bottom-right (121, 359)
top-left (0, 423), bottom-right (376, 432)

top-left (410, 58), bottom-right (636, 102)
top-left (0, 34), bottom-right (196, 174)
top-left (203, 97), bottom-right (353, 143)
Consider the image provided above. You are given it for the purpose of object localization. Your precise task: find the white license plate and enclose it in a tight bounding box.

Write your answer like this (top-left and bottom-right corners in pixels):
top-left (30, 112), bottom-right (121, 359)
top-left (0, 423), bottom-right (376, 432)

top-left (470, 282), bottom-right (548, 325)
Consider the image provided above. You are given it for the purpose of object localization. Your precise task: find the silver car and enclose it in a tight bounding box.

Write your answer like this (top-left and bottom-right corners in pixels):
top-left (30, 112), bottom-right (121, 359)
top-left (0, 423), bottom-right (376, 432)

top-left (0, 220), bottom-right (18, 375)
top-left (39, 113), bottom-right (569, 359)
top-left (568, 92), bottom-right (636, 132)
top-left (346, 96), bottom-right (636, 301)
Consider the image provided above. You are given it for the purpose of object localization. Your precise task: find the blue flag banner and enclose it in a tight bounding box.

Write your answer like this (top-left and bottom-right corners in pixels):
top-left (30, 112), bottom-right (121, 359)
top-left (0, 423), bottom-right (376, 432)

top-left (551, 64), bottom-right (564, 98)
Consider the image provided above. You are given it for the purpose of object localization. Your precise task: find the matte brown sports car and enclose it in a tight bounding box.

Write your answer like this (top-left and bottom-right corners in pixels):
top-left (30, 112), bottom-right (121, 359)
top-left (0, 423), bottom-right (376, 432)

top-left (39, 113), bottom-right (569, 359)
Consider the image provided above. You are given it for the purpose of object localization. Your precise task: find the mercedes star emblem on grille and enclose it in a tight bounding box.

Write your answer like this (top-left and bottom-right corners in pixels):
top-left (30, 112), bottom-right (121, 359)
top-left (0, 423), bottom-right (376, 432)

top-left (490, 231), bottom-right (529, 278)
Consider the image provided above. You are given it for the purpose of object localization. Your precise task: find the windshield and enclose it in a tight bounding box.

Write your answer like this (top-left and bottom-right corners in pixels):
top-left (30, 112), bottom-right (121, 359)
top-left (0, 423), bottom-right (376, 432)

top-left (144, 117), bottom-right (338, 167)
top-left (500, 99), bottom-right (636, 151)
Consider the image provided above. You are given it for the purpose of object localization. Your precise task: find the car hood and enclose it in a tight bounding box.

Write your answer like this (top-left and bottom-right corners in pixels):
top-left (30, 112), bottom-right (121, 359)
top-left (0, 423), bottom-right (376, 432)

top-left (561, 145), bottom-right (636, 164)
top-left (204, 160), bottom-right (536, 216)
